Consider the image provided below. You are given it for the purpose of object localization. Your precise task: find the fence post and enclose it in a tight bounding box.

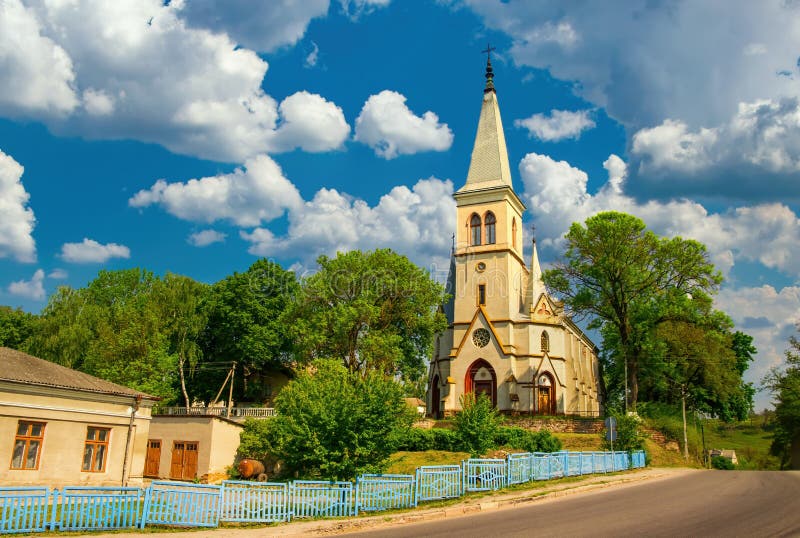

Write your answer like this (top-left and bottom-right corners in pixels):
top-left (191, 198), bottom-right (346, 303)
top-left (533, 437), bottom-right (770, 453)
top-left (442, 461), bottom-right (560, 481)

top-left (49, 488), bottom-right (59, 531)
top-left (139, 485), bottom-right (152, 529)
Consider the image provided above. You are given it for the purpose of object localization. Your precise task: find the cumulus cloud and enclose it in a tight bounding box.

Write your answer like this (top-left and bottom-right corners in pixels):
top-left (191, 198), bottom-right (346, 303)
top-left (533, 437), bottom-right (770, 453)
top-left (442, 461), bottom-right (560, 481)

top-left (519, 153), bottom-right (800, 277)
top-left (354, 90), bottom-right (453, 159)
top-left (0, 0), bottom-right (77, 118)
top-left (515, 109), bottom-right (595, 142)
top-left (7, 269), bottom-right (45, 301)
top-left (715, 285), bottom-right (800, 409)
top-left (130, 154), bottom-right (303, 228)
top-left (629, 98), bottom-right (800, 200)
top-left (464, 1), bottom-right (800, 131)
top-left (0, 150), bottom-right (36, 263)
top-left (242, 177), bottom-right (455, 268)
top-left (0, 0), bottom-right (348, 162)
top-left (176, 0), bottom-right (329, 52)
top-left (188, 230), bottom-right (227, 247)
top-left (60, 238), bottom-right (131, 264)
top-left (47, 268), bottom-right (68, 280)
top-left (338, 0), bottom-right (391, 20)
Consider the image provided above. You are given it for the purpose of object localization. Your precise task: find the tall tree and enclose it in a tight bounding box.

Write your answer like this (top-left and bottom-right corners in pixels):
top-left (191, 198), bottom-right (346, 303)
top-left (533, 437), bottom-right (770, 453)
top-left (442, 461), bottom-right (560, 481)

top-left (0, 306), bottom-right (35, 349)
top-left (200, 259), bottom-right (299, 403)
top-left (767, 325), bottom-right (800, 469)
top-left (543, 212), bottom-right (722, 410)
top-left (288, 249), bottom-right (447, 382)
top-left (154, 274), bottom-right (210, 409)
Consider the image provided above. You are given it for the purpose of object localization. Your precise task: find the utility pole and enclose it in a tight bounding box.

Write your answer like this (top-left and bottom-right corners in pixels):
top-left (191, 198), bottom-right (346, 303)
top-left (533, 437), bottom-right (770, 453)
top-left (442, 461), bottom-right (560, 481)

top-left (681, 384), bottom-right (689, 461)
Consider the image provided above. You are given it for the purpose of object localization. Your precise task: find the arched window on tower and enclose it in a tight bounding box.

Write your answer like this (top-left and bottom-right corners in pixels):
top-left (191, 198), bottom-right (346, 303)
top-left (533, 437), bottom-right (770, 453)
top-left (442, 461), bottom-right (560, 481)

top-left (470, 214), bottom-right (481, 246)
top-left (484, 212), bottom-right (496, 244)
top-left (512, 218), bottom-right (517, 249)
top-left (541, 331), bottom-right (550, 353)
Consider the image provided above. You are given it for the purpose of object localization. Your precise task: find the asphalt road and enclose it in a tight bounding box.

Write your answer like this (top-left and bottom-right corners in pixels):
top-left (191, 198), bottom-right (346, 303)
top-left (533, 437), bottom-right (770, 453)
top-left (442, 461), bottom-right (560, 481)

top-left (344, 471), bottom-right (800, 538)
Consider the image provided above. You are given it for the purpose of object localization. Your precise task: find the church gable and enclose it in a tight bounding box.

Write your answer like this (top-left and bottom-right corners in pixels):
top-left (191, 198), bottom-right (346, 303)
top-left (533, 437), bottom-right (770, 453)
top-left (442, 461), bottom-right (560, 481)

top-left (531, 293), bottom-right (560, 323)
top-left (450, 306), bottom-right (509, 359)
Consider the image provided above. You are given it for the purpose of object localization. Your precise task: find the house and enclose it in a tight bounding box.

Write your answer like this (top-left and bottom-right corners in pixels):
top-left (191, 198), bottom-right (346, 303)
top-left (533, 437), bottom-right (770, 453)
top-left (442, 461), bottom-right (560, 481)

top-left (0, 347), bottom-right (158, 488)
top-left (426, 55), bottom-right (602, 418)
top-left (145, 414), bottom-right (244, 484)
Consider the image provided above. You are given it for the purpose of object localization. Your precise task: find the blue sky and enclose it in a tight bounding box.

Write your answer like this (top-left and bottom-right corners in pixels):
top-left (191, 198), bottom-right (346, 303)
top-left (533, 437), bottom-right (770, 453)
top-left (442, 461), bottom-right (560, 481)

top-left (1, 0), bottom-right (798, 410)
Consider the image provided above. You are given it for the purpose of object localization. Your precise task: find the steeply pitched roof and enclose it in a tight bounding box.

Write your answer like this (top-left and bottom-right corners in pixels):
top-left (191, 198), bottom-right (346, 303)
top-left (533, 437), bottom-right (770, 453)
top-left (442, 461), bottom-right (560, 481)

top-left (0, 347), bottom-right (158, 400)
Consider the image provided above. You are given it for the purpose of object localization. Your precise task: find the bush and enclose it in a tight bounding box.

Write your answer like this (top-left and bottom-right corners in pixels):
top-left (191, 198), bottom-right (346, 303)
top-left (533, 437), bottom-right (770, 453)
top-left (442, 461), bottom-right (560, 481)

top-left (494, 427), bottom-right (562, 453)
top-left (711, 456), bottom-right (735, 470)
top-left (397, 428), bottom-right (435, 451)
top-left (453, 393), bottom-right (501, 456)
top-left (603, 414), bottom-right (647, 453)
top-left (431, 428), bottom-right (460, 451)
top-left (252, 359), bottom-right (414, 480)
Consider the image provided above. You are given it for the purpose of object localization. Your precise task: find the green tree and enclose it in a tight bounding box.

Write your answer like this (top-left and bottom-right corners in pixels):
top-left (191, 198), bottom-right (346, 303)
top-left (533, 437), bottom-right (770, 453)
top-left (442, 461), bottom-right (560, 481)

top-left (543, 212), bottom-right (722, 410)
top-left (154, 274), bottom-right (210, 408)
top-left (253, 359), bottom-right (413, 480)
top-left (453, 393), bottom-right (501, 457)
top-left (0, 306), bottom-right (35, 349)
top-left (200, 259), bottom-right (299, 403)
top-left (767, 326), bottom-right (800, 469)
top-left (289, 249), bottom-right (447, 383)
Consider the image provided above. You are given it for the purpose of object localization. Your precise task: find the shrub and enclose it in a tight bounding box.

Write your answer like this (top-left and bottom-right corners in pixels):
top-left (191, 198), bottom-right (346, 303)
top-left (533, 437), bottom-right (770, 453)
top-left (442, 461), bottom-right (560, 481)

top-left (453, 393), bottom-right (501, 456)
top-left (494, 426), bottom-right (562, 453)
top-left (254, 359), bottom-right (414, 481)
top-left (431, 428), bottom-right (460, 451)
top-left (711, 456), bottom-right (735, 470)
top-left (603, 414), bottom-right (647, 453)
top-left (397, 428), bottom-right (435, 451)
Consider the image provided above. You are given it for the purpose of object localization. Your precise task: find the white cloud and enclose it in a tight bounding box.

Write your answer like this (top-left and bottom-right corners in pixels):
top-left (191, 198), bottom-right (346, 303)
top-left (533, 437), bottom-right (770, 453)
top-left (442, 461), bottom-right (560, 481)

top-left (188, 230), bottom-right (227, 247)
top-left (242, 177), bottom-right (455, 268)
top-left (464, 1), bottom-right (800, 131)
top-left (176, 0), bottom-right (329, 52)
top-left (515, 109), bottom-right (595, 142)
top-left (0, 0), bottom-right (348, 163)
top-left (0, 149), bottom-right (36, 263)
top-left (305, 41), bottom-right (320, 68)
top-left (8, 269), bottom-right (45, 301)
top-left (338, 0), bottom-right (391, 20)
top-left (0, 0), bottom-right (77, 118)
top-left (130, 154), bottom-right (303, 227)
top-left (47, 268), bottom-right (68, 280)
top-left (519, 153), bottom-right (800, 277)
top-left (60, 238), bottom-right (131, 264)
top-left (715, 285), bottom-right (800, 409)
top-left (354, 90), bottom-right (453, 159)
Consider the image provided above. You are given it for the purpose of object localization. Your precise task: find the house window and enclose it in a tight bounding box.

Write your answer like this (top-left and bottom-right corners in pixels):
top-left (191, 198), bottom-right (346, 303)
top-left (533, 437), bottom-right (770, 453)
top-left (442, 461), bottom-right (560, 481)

top-left (484, 212), bottom-right (496, 244)
top-left (82, 427), bottom-right (110, 472)
top-left (470, 214), bottom-right (481, 245)
top-left (478, 284), bottom-right (486, 306)
top-left (541, 331), bottom-right (550, 353)
top-left (10, 421), bottom-right (45, 470)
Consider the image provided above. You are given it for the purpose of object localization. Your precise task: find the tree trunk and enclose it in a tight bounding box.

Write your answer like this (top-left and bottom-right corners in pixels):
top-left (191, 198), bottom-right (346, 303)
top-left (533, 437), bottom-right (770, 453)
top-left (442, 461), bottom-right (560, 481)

top-left (179, 357), bottom-right (190, 410)
top-left (681, 387), bottom-right (689, 461)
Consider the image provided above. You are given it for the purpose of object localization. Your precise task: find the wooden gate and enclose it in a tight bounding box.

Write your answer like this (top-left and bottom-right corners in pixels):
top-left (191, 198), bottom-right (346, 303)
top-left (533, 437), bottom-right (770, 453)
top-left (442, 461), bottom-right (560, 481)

top-left (170, 441), bottom-right (198, 480)
top-left (144, 440), bottom-right (161, 477)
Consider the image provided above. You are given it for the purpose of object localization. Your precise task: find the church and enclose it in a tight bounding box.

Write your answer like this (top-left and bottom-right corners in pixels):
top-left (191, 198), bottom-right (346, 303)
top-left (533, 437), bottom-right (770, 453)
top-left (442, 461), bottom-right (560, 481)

top-left (426, 56), bottom-right (603, 418)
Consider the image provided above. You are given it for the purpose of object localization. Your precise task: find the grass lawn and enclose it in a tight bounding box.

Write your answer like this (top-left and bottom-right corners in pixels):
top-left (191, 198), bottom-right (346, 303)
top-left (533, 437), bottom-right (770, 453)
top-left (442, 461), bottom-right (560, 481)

top-left (385, 450), bottom-right (471, 474)
top-left (553, 433), bottom-right (604, 452)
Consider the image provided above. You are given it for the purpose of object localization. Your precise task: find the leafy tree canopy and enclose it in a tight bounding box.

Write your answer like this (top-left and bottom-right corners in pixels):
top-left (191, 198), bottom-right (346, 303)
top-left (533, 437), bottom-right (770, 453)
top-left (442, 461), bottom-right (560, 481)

top-left (288, 249), bottom-right (447, 382)
top-left (543, 211), bottom-right (723, 410)
top-left (767, 326), bottom-right (800, 469)
top-left (0, 305), bottom-right (35, 349)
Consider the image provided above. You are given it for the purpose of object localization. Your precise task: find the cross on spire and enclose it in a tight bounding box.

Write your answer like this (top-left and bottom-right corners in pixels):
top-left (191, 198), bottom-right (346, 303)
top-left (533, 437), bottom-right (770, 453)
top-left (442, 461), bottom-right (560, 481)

top-left (530, 223), bottom-right (536, 244)
top-left (482, 43), bottom-right (496, 93)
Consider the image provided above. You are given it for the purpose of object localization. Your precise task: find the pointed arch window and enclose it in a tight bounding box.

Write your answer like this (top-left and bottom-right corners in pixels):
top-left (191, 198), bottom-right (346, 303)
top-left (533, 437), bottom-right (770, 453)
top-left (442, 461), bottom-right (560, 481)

top-left (470, 214), bottom-right (481, 246)
top-left (484, 212), bottom-right (496, 244)
top-left (541, 331), bottom-right (550, 353)
top-left (512, 218), bottom-right (517, 249)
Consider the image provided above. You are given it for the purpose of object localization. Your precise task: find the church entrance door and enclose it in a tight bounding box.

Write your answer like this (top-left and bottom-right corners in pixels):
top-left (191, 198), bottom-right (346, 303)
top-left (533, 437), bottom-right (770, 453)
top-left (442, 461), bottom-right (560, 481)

top-left (537, 373), bottom-right (555, 415)
top-left (465, 359), bottom-right (497, 408)
top-left (431, 375), bottom-right (441, 419)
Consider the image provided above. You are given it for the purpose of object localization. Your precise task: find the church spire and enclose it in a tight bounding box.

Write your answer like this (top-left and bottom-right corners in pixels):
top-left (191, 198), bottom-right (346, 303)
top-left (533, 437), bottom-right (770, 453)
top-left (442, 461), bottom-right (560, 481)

top-left (526, 228), bottom-right (547, 312)
top-left (458, 45), bottom-right (513, 193)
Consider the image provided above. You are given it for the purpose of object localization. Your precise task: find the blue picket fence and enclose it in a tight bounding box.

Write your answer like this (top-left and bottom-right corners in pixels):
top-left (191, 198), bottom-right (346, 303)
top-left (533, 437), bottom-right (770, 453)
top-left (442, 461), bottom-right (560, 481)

top-left (356, 474), bottom-right (416, 514)
top-left (57, 486), bottom-right (141, 531)
top-left (0, 487), bottom-right (50, 534)
top-left (415, 465), bottom-right (462, 501)
top-left (0, 450), bottom-right (645, 533)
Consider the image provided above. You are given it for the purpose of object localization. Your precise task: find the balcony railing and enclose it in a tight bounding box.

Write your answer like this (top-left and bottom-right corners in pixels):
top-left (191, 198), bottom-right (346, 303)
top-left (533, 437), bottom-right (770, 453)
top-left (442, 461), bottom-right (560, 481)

top-left (155, 407), bottom-right (276, 418)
